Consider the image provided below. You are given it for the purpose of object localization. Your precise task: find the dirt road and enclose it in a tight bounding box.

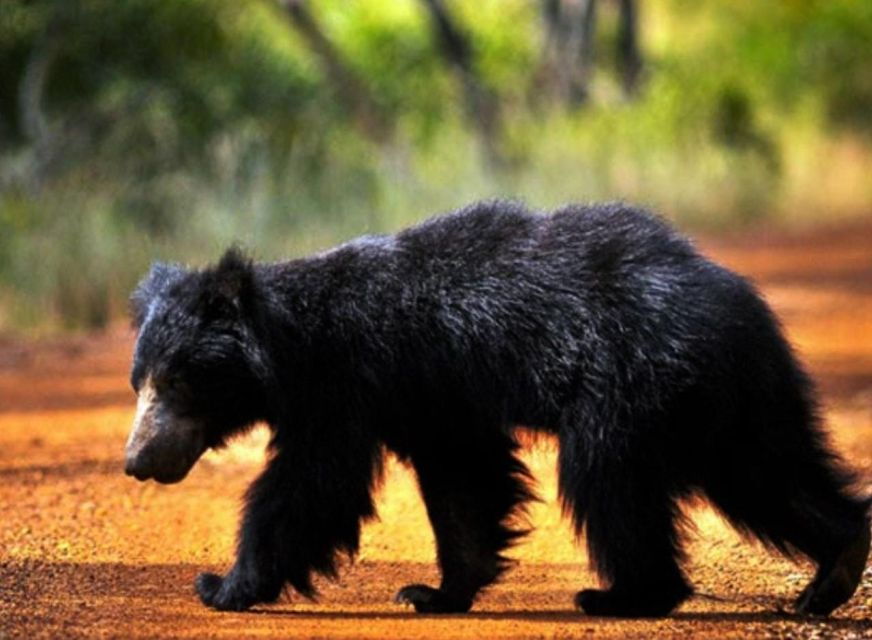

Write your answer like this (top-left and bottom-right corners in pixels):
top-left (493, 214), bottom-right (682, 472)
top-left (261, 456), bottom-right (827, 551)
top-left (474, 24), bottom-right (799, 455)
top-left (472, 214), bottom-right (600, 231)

top-left (1, 222), bottom-right (871, 638)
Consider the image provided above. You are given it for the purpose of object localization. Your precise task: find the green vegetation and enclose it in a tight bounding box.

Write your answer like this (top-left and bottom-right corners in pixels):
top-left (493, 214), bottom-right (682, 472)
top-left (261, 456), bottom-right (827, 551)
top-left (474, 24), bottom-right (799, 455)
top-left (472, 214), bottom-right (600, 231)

top-left (1, 0), bottom-right (871, 331)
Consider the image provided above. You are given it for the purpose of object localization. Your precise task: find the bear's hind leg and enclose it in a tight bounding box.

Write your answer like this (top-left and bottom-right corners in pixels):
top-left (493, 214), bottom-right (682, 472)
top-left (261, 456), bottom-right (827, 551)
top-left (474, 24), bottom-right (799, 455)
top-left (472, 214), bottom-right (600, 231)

top-left (396, 430), bottom-right (535, 613)
top-left (702, 314), bottom-right (872, 615)
top-left (702, 434), bottom-right (870, 616)
top-left (559, 430), bottom-right (692, 617)
top-left (698, 342), bottom-right (871, 617)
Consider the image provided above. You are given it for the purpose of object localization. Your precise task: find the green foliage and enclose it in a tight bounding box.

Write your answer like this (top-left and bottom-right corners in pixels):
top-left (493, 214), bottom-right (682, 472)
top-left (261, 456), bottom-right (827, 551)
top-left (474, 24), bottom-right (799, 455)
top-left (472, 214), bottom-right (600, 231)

top-left (714, 0), bottom-right (872, 133)
top-left (1, 0), bottom-right (871, 331)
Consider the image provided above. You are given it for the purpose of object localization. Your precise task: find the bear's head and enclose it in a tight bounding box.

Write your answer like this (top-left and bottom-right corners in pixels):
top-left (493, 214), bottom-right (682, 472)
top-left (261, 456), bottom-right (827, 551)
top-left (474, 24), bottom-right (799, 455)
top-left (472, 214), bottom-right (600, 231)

top-left (125, 249), bottom-right (270, 484)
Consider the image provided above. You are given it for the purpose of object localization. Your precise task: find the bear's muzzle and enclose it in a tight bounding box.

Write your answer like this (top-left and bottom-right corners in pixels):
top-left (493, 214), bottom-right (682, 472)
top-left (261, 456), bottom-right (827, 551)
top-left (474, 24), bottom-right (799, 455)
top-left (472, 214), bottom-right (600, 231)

top-left (125, 378), bottom-right (206, 484)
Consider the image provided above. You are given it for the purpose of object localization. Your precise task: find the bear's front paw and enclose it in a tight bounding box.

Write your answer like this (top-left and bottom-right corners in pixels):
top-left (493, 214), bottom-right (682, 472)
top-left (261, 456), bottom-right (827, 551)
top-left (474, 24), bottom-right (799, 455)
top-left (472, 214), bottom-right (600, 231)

top-left (195, 571), bottom-right (256, 612)
top-left (394, 584), bottom-right (472, 613)
top-left (195, 572), bottom-right (224, 605)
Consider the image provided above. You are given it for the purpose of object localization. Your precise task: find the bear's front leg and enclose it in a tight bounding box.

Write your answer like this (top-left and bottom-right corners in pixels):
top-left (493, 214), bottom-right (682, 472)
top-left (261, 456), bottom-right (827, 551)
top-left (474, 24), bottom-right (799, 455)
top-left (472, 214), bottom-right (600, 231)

top-left (566, 449), bottom-right (692, 618)
top-left (396, 433), bottom-right (534, 613)
top-left (195, 513), bottom-right (286, 612)
top-left (194, 457), bottom-right (291, 612)
top-left (194, 434), bottom-right (381, 612)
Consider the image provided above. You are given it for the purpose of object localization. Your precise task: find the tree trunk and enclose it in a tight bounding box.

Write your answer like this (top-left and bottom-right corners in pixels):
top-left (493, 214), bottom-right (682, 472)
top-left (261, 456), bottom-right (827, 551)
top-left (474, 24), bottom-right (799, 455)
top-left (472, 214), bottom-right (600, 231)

top-left (616, 0), bottom-right (642, 98)
top-left (18, 10), bottom-right (64, 188)
top-left (534, 0), bottom-right (598, 109)
top-left (566, 0), bottom-right (597, 107)
top-left (419, 0), bottom-right (505, 167)
top-left (279, 0), bottom-right (391, 142)
top-left (534, 0), bottom-right (567, 104)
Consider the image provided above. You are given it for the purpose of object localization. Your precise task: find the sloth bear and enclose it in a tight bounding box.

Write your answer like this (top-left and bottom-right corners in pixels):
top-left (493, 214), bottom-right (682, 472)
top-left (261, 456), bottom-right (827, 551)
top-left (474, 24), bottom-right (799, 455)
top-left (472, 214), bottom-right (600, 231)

top-left (124, 200), bottom-right (870, 617)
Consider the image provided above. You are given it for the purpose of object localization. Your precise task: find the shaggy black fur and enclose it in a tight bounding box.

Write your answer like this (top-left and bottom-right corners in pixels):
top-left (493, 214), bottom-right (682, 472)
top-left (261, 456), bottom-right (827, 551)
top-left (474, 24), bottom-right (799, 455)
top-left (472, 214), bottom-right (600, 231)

top-left (127, 200), bottom-right (870, 617)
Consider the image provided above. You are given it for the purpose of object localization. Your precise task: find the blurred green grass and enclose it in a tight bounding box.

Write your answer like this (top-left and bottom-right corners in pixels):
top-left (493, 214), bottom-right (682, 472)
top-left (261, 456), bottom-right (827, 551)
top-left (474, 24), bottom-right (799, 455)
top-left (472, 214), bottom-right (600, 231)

top-left (1, 0), bottom-right (871, 331)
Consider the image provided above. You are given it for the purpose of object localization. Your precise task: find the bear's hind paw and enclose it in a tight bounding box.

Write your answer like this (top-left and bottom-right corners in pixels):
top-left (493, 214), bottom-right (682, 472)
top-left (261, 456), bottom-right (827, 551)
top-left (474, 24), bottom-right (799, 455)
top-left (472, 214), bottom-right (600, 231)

top-left (794, 521), bottom-right (871, 616)
top-left (394, 584), bottom-right (472, 614)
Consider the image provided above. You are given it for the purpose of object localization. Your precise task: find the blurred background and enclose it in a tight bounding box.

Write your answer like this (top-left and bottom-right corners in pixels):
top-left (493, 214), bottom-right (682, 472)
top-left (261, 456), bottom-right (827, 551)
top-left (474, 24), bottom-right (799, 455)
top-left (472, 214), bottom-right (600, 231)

top-left (1, 0), bottom-right (870, 331)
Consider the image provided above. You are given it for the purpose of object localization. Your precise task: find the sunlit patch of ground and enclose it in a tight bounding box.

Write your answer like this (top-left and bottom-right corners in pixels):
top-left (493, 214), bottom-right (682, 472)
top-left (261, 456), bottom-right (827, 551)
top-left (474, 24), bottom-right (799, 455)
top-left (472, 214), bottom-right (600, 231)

top-left (1, 221), bottom-right (871, 638)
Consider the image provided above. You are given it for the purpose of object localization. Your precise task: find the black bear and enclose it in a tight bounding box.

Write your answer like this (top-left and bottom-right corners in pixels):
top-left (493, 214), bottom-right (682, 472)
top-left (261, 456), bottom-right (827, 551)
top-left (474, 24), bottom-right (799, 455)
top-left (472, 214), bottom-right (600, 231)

top-left (124, 200), bottom-right (870, 617)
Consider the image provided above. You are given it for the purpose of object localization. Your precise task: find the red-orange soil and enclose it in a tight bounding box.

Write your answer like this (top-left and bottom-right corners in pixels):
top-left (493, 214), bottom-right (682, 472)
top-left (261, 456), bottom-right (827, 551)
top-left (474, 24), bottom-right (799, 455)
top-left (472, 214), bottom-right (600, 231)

top-left (1, 222), bottom-right (871, 638)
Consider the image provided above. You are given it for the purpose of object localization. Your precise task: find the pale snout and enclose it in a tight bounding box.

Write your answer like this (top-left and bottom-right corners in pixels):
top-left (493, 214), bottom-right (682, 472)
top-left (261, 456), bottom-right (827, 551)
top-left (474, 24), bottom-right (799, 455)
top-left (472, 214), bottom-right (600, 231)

top-left (125, 379), bottom-right (207, 484)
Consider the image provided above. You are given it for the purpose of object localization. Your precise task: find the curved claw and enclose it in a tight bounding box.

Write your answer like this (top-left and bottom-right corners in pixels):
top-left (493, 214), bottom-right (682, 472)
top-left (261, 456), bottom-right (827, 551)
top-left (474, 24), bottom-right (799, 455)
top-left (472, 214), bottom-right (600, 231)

top-left (394, 584), bottom-right (472, 613)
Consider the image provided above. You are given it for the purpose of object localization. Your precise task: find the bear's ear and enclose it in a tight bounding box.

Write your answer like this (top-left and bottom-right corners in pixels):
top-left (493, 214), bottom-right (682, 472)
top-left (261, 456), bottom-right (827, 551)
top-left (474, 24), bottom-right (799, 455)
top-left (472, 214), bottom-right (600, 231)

top-left (200, 247), bottom-right (255, 320)
top-left (130, 262), bottom-right (186, 329)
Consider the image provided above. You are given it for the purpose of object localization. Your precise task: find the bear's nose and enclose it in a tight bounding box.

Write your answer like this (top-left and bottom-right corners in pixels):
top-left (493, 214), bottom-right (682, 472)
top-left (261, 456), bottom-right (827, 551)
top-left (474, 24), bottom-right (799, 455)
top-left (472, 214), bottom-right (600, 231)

top-left (124, 451), bottom-right (152, 480)
top-left (124, 457), bottom-right (136, 476)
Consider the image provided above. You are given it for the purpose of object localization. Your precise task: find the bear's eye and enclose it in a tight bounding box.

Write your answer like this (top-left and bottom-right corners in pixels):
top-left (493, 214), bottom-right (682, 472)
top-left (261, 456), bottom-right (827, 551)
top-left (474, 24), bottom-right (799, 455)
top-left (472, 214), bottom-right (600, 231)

top-left (163, 376), bottom-right (193, 399)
